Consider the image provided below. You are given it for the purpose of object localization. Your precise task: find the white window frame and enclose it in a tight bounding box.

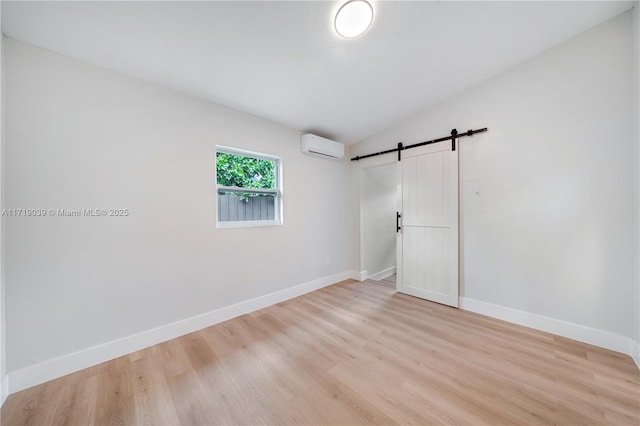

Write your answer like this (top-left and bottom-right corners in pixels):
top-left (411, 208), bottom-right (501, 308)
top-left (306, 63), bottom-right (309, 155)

top-left (215, 145), bottom-right (283, 228)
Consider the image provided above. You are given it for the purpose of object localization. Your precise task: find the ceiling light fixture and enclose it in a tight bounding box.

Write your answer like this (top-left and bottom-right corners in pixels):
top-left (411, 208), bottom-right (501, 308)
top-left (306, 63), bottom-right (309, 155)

top-left (334, 0), bottom-right (374, 39)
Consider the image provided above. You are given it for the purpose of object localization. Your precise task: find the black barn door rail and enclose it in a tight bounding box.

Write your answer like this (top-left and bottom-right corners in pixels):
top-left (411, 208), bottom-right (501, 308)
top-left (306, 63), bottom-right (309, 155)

top-left (350, 127), bottom-right (488, 162)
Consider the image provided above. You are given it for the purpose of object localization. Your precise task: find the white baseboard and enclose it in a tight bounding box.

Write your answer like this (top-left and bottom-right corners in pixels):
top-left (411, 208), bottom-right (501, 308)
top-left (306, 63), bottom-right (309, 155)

top-left (347, 270), bottom-right (365, 281)
top-left (8, 271), bottom-right (353, 395)
top-left (368, 266), bottom-right (396, 282)
top-left (351, 270), bottom-right (367, 281)
top-left (632, 340), bottom-right (640, 370)
top-left (460, 297), bottom-right (636, 359)
top-left (1, 375), bottom-right (8, 406)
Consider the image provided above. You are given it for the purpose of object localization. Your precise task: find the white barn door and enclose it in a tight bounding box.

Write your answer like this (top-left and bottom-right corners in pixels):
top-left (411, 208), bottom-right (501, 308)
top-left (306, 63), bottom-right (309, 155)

top-left (396, 141), bottom-right (459, 307)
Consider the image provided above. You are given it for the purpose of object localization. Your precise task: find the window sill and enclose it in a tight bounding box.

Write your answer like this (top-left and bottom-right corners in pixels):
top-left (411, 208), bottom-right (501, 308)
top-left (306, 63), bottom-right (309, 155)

top-left (216, 220), bottom-right (283, 229)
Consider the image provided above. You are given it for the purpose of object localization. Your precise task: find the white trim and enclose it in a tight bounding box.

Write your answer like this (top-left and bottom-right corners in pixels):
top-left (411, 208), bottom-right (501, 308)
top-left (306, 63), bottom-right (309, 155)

top-left (460, 297), bottom-right (637, 358)
top-left (346, 270), bottom-right (367, 281)
top-left (216, 145), bottom-right (280, 162)
top-left (7, 271), bottom-right (352, 395)
top-left (367, 266), bottom-right (396, 282)
top-left (1, 375), bottom-right (8, 407)
top-left (632, 340), bottom-right (640, 370)
top-left (216, 220), bottom-right (282, 229)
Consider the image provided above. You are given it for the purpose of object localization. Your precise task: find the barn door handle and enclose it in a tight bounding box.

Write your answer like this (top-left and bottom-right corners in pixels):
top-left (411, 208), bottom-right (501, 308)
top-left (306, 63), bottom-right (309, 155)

top-left (396, 212), bottom-right (402, 232)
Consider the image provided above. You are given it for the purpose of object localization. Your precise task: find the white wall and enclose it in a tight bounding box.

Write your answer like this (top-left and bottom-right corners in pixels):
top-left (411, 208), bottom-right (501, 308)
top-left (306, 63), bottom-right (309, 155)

top-left (351, 13), bottom-right (635, 342)
top-left (4, 39), bottom-right (350, 375)
top-left (0, 0), bottom-right (7, 405)
top-left (633, 2), bottom-right (640, 366)
top-left (361, 162), bottom-right (396, 279)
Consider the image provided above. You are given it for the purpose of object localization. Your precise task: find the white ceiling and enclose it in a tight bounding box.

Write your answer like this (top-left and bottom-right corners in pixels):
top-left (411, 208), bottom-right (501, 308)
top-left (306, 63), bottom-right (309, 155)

top-left (2, 1), bottom-right (634, 144)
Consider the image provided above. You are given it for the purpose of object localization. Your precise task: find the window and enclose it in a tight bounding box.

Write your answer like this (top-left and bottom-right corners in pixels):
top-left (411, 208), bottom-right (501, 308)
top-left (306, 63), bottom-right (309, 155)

top-left (215, 146), bottom-right (282, 228)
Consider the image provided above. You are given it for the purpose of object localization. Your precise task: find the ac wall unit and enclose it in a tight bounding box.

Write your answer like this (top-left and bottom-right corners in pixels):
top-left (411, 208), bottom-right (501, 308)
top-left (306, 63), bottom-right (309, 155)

top-left (300, 133), bottom-right (344, 160)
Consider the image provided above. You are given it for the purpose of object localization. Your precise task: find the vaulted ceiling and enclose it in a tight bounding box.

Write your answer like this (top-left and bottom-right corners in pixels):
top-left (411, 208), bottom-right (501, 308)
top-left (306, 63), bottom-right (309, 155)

top-left (2, 1), bottom-right (634, 144)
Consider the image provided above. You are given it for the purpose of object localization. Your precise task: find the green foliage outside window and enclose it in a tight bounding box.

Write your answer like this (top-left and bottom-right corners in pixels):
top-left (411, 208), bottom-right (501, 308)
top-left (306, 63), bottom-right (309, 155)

top-left (216, 152), bottom-right (276, 196)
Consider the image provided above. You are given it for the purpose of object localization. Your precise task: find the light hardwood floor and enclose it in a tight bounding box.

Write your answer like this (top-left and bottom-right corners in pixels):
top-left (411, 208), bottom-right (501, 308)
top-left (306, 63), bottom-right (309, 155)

top-left (2, 279), bottom-right (639, 425)
top-left (367, 273), bottom-right (396, 289)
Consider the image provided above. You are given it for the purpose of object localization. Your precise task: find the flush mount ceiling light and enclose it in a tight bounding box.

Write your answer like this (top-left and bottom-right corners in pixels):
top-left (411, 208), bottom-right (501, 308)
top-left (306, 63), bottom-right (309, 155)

top-left (334, 0), bottom-right (374, 38)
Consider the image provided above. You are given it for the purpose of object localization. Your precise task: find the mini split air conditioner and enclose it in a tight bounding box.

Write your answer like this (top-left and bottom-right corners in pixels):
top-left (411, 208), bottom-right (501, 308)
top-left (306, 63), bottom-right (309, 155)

top-left (300, 134), bottom-right (344, 160)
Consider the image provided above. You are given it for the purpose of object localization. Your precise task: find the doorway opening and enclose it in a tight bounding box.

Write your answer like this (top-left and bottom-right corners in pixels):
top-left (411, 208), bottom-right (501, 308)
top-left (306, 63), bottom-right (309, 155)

top-left (360, 161), bottom-right (397, 289)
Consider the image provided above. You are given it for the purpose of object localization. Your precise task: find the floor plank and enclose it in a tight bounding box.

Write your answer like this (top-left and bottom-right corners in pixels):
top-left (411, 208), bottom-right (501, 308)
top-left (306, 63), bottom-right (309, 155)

top-left (2, 279), bottom-right (639, 425)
